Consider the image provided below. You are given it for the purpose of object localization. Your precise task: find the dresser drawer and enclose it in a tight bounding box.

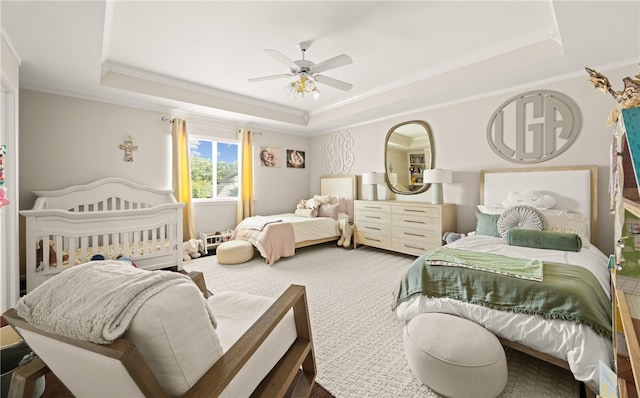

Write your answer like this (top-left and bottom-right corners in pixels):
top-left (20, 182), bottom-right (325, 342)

top-left (392, 226), bottom-right (441, 244)
top-left (391, 238), bottom-right (439, 256)
top-left (356, 221), bottom-right (391, 237)
top-left (391, 213), bottom-right (438, 231)
top-left (356, 231), bottom-right (391, 248)
top-left (392, 205), bottom-right (439, 218)
top-left (356, 210), bottom-right (391, 225)
top-left (355, 201), bottom-right (392, 213)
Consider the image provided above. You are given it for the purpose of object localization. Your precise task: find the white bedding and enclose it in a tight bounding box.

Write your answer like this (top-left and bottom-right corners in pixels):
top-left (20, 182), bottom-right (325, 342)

top-left (395, 234), bottom-right (612, 391)
top-left (237, 213), bottom-right (346, 243)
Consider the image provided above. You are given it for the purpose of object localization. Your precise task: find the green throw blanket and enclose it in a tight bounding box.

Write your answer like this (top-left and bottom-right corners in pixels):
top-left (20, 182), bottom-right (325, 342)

top-left (395, 248), bottom-right (612, 339)
top-left (423, 247), bottom-right (543, 281)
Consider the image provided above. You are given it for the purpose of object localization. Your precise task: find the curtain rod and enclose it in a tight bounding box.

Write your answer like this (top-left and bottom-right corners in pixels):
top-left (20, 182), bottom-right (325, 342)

top-left (161, 117), bottom-right (263, 136)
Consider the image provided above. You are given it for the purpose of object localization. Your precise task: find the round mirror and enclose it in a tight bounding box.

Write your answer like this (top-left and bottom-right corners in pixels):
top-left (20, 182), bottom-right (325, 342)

top-left (384, 120), bottom-right (434, 195)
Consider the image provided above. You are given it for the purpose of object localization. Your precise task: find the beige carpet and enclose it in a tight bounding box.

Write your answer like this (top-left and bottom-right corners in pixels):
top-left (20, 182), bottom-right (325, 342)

top-left (184, 243), bottom-right (581, 398)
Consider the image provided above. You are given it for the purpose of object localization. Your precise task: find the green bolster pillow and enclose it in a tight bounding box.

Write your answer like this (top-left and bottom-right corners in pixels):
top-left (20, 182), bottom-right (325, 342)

top-left (506, 229), bottom-right (582, 252)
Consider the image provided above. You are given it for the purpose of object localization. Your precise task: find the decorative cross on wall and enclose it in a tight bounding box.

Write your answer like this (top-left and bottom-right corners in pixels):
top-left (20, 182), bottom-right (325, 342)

top-left (119, 136), bottom-right (138, 162)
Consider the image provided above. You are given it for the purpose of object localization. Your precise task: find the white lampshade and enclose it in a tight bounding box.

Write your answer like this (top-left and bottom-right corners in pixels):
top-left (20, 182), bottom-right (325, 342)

top-left (362, 172), bottom-right (385, 185)
top-left (422, 169), bottom-right (452, 204)
top-left (422, 169), bottom-right (453, 184)
top-left (362, 172), bottom-right (385, 200)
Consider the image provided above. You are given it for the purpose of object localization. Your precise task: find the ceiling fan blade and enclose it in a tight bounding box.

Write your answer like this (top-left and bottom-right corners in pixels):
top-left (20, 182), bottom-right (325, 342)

top-left (314, 75), bottom-right (353, 91)
top-left (264, 49), bottom-right (299, 70)
top-left (311, 54), bottom-right (353, 74)
top-left (248, 74), bottom-right (294, 83)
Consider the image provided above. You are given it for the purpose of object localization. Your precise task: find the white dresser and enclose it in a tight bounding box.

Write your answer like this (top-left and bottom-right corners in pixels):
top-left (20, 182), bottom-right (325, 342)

top-left (354, 200), bottom-right (456, 256)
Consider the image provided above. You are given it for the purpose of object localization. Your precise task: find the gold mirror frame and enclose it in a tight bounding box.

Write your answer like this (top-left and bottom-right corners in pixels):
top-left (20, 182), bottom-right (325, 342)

top-left (384, 120), bottom-right (434, 195)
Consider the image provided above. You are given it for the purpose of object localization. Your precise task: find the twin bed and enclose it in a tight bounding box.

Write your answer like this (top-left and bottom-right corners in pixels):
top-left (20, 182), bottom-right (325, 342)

top-left (232, 175), bottom-right (356, 264)
top-left (394, 165), bottom-right (611, 393)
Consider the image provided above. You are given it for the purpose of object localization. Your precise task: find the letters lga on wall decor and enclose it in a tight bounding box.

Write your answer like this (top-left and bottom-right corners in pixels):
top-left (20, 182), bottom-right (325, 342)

top-left (486, 90), bottom-right (581, 164)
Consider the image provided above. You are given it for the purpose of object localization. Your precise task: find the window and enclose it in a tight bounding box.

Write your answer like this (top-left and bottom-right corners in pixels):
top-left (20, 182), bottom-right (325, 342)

top-left (189, 137), bottom-right (238, 200)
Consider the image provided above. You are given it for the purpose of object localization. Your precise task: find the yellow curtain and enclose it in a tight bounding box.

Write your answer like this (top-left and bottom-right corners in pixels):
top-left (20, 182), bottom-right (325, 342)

top-left (171, 118), bottom-right (197, 241)
top-left (236, 129), bottom-right (254, 224)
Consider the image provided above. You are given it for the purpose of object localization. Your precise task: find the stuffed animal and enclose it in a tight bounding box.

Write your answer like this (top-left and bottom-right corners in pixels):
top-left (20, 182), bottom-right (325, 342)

top-left (36, 240), bottom-right (68, 269)
top-left (442, 232), bottom-right (465, 245)
top-left (117, 255), bottom-right (137, 267)
top-left (183, 239), bottom-right (204, 261)
top-left (296, 198), bottom-right (319, 210)
top-left (502, 190), bottom-right (556, 209)
top-left (337, 219), bottom-right (354, 248)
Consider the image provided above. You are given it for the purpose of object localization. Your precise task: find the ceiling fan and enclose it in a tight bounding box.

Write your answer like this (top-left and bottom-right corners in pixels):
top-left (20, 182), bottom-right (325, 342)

top-left (249, 41), bottom-right (353, 99)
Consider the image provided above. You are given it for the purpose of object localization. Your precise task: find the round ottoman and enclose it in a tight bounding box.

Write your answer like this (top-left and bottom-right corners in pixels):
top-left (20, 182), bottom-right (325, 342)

top-left (216, 240), bottom-right (255, 264)
top-left (403, 313), bottom-right (507, 398)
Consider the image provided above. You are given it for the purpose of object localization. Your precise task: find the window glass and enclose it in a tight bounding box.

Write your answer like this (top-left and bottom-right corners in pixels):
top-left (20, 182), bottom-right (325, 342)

top-left (189, 137), bottom-right (238, 199)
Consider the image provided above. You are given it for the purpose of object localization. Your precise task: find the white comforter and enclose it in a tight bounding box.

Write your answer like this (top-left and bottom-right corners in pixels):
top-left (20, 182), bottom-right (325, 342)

top-left (237, 213), bottom-right (345, 242)
top-left (395, 235), bottom-right (612, 391)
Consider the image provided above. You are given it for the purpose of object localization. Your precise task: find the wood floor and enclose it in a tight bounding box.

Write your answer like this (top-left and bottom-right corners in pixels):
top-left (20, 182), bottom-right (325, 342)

top-left (40, 369), bottom-right (334, 397)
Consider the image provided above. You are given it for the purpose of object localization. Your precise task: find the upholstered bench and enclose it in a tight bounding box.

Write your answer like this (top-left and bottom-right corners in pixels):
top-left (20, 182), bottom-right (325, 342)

top-left (403, 313), bottom-right (508, 398)
top-left (217, 240), bottom-right (255, 264)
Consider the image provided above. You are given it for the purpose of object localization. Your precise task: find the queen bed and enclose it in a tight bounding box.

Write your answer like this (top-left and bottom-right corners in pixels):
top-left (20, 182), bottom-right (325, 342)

top-left (232, 175), bottom-right (356, 264)
top-left (394, 165), bottom-right (611, 394)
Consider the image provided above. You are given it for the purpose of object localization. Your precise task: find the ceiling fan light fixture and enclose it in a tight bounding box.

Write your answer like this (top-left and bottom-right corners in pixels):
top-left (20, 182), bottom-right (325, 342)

top-left (252, 42), bottom-right (351, 100)
top-left (286, 75), bottom-right (320, 100)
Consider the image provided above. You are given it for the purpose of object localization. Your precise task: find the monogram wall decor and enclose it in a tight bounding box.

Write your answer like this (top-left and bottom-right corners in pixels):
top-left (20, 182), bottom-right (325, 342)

top-left (486, 90), bottom-right (581, 164)
top-left (324, 131), bottom-right (354, 174)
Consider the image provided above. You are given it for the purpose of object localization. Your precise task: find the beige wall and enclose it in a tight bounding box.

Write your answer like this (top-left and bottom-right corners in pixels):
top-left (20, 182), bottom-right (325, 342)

top-left (310, 64), bottom-right (639, 255)
top-left (18, 90), bottom-right (312, 238)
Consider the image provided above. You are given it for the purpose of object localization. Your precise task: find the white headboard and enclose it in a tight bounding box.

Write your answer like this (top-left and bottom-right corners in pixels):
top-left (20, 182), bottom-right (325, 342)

top-left (320, 175), bottom-right (356, 220)
top-left (480, 166), bottom-right (597, 243)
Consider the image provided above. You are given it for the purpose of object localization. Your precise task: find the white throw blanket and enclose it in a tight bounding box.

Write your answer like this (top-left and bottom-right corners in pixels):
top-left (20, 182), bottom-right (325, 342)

top-left (16, 261), bottom-right (216, 344)
top-left (238, 215), bottom-right (283, 231)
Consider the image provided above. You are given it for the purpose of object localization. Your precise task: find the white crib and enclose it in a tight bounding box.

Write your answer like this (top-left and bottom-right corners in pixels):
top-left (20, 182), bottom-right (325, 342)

top-left (20, 178), bottom-right (185, 292)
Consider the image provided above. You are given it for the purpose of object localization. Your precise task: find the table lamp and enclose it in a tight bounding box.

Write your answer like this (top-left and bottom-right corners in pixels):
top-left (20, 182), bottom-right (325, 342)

top-left (422, 169), bottom-right (452, 204)
top-left (362, 172), bottom-right (385, 200)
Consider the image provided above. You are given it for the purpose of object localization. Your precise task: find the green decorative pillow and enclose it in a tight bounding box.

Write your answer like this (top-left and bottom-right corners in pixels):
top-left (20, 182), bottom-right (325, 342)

top-left (506, 229), bottom-right (582, 252)
top-left (475, 212), bottom-right (501, 237)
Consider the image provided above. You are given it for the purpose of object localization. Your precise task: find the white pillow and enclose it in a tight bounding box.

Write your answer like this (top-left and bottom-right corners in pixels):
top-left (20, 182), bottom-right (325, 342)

top-left (294, 208), bottom-right (317, 218)
top-left (542, 209), bottom-right (590, 247)
top-left (477, 205), bottom-right (506, 215)
top-left (496, 205), bottom-right (546, 239)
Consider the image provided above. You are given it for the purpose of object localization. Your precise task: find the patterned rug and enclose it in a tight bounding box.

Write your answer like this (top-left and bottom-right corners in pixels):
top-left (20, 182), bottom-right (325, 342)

top-left (185, 243), bottom-right (581, 398)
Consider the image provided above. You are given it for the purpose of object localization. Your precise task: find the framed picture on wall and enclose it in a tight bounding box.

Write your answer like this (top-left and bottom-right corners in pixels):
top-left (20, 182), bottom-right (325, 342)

top-left (286, 149), bottom-right (305, 168)
top-left (259, 146), bottom-right (281, 168)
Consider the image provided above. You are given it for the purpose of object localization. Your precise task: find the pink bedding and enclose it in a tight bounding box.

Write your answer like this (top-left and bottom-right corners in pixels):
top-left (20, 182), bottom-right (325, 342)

top-left (233, 222), bottom-right (295, 265)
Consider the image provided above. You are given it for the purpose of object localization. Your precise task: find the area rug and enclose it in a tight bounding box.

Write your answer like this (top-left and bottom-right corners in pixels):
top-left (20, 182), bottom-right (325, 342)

top-left (184, 243), bottom-right (581, 398)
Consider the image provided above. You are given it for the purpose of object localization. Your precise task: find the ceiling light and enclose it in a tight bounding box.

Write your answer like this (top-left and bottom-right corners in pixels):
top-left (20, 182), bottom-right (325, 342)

top-left (284, 75), bottom-right (320, 101)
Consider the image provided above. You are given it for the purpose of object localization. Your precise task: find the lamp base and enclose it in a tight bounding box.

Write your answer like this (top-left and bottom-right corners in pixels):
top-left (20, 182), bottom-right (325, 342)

top-left (368, 184), bottom-right (378, 201)
top-left (430, 183), bottom-right (443, 204)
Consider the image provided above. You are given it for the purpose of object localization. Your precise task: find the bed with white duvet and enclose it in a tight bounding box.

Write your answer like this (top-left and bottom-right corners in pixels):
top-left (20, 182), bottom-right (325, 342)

top-left (395, 166), bottom-right (612, 393)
